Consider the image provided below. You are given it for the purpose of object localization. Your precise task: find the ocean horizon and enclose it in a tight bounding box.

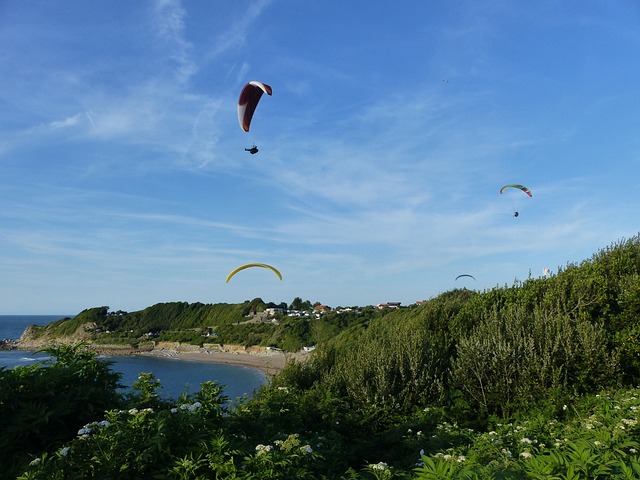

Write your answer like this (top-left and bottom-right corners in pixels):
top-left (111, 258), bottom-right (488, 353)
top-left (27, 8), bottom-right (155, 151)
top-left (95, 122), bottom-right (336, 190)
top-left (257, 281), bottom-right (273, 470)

top-left (0, 315), bottom-right (267, 402)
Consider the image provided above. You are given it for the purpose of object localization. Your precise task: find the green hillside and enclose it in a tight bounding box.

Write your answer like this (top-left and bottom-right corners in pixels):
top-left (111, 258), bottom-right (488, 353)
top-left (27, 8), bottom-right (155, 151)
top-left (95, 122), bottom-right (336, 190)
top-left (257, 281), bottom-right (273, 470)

top-left (24, 235), bottom-right (640, 392)
top-left (287, 235), bottom-right (640, 417)
top-left (21, 297), bottom-right (386, 352)
top-left (8, 235), bottom-right (640, 478)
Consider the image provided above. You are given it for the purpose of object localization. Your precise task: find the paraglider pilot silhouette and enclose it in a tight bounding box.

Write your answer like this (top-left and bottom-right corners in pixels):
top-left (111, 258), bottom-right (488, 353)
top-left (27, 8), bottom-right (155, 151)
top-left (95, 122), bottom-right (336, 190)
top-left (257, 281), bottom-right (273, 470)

top-left (245, 144), bottom-right (258, 154)
top-left (500, 184), bottom-right (531, 219)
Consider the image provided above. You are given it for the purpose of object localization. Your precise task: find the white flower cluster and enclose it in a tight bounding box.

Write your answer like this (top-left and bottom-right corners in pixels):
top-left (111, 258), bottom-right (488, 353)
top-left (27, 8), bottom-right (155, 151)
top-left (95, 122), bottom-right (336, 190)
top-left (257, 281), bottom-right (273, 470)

top-left (487, 430), bottom-right (501, 445)
top-left (125, 407), bottom-right (153, 416)
top-left (370, 461), bottom-right (389, 471)
top-left (434, 452), bottom-right (466, 463)
top-left (255, 444), bottom-right (273, 455)
top-left (435, 422), bottom-right (456, 432)
top-left (553, 438), bottom-right (568, 448)
top-left (170, 401), bottom-right (202, 413)
top-left (77, 420), bottom-right (112, 438)
top-left (256, 438), bottom-right (313, 456)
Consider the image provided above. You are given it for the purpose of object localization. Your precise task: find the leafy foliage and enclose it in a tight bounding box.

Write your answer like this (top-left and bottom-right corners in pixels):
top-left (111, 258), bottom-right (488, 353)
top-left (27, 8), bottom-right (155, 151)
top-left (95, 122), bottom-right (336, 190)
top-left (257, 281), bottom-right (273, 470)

top-left (12, 354), bottom-right (640, 479)
top-left (0, 345), bottom-right (122, 478)
top-left (6, 234), bottom-right (640, 478)
top-left (286, 235), bottom-right (640, 418)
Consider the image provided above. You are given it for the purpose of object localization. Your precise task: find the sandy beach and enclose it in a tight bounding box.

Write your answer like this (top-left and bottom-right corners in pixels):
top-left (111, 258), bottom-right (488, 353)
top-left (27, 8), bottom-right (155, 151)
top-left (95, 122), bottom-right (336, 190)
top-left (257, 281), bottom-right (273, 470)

top-left (13, 334), bottom-right (309, 377)
top-left (136, 347), bottom-right (306, 376)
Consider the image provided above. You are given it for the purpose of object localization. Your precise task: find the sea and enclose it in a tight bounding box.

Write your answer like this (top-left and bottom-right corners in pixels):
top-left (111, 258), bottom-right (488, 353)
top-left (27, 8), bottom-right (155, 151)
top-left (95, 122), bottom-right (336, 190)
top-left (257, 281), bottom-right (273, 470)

top-left (0, 315), bottom-right (267, 403)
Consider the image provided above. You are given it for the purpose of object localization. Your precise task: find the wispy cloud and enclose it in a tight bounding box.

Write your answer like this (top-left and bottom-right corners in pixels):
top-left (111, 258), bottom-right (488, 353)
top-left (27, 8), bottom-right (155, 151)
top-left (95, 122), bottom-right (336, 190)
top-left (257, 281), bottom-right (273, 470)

top-left (49, 113), bottom-right (83, 129)
top-left (152, 0), bottom-right (197, 84)
top-left (202, 0), bottom-right (274, 62)
top-left (1, 1), bottom-right (638, 312)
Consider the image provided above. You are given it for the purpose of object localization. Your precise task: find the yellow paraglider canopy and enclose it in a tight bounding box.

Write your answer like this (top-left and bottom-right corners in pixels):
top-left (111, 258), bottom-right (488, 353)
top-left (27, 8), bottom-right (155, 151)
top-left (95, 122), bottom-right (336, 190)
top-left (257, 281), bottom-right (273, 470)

top-left (225, 263), bottom-right (283, 283)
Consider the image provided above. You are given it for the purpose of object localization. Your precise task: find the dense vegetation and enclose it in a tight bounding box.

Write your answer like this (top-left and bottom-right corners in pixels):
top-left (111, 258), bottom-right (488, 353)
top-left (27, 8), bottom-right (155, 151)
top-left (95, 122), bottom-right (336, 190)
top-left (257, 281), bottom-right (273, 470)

top-left (3, 235), bottom-right (640, 478)
top-left (24, 298), bottom-right (382, 352)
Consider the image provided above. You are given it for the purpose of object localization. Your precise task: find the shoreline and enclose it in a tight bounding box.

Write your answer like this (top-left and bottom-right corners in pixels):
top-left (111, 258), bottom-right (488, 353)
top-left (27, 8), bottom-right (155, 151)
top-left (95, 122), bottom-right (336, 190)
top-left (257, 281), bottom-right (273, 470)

top-left (135, 348), bottom-right (298, 376)
top-left (10, 341), bottom-right (308, 377)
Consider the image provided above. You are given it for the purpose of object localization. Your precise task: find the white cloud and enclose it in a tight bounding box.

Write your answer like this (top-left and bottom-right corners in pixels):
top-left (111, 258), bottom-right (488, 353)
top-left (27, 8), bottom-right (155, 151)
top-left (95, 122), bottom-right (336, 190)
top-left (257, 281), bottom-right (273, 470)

top-left (49, 113), bottom-right (83, 129)
top-left (152, 0), bottom-right (197, 84)
top-left (202, 0), bottom-right (274, 61)
top-left (1, 1), bottom-right (638, 312)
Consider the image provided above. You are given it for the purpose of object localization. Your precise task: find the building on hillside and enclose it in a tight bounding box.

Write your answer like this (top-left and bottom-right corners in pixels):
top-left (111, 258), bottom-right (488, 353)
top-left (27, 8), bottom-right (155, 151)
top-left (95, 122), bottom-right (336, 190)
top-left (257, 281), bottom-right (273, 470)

top-left (313, 304), bottom-right (331, 318)
top-left (375, 302), bottom-right (401, 309)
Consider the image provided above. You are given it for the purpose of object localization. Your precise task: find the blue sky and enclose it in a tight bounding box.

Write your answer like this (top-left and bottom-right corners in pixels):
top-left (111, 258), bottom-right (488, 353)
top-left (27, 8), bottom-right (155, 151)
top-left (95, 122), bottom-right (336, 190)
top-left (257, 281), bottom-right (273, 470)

top-left (1, 1), bottom-right (639, 314)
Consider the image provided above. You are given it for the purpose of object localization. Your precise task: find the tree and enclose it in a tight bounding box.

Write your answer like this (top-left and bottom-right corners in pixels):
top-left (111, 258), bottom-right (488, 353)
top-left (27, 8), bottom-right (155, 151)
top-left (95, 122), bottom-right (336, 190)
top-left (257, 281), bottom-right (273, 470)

top-left (290, 297), bottom-right (303, 310)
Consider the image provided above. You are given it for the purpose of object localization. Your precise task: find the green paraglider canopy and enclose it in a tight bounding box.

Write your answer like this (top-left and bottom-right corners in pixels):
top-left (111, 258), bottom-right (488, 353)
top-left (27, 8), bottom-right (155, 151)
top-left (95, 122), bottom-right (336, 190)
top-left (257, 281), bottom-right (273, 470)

top-left (500, 184), bottom-right (532, 197)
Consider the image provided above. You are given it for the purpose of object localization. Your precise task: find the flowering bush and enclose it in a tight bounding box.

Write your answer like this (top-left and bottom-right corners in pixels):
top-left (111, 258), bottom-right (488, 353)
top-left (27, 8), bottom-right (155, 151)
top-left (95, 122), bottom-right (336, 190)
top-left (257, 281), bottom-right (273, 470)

top-left (11, 367), bottom-right (640, 479)
top-left (412, 388), bottom-right (640, 479)
top-left (0, 345), bottom-right (122, 478)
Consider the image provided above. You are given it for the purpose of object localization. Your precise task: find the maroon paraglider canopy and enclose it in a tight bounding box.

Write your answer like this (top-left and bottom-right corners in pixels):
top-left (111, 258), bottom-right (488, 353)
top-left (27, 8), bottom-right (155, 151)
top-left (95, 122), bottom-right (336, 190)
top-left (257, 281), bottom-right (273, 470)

top-left (238, 81), bottom-right (272, 132)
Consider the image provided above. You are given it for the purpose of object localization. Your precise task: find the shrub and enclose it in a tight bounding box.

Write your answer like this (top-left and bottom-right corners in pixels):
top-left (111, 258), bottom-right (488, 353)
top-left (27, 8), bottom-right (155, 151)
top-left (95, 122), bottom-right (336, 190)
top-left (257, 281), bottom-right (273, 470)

top-left (0, 345), bottom-right (122, 478)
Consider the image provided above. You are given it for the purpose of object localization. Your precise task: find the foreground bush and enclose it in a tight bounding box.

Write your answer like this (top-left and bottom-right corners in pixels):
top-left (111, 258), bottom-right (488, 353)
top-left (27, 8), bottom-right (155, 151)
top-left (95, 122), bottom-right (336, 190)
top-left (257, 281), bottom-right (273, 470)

top-left (14, 375), bottom-right (640, 479)
top-left (19, 381), bottom-right (323, 480)
top-left (0, 345), bottom-right (122, 478)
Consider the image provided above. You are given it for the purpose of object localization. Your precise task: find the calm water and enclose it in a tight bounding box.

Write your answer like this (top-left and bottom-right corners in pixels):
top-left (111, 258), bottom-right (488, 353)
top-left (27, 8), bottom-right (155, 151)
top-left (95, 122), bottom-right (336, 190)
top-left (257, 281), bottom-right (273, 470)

top-left (0, 315), bottom-right (267, 401)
